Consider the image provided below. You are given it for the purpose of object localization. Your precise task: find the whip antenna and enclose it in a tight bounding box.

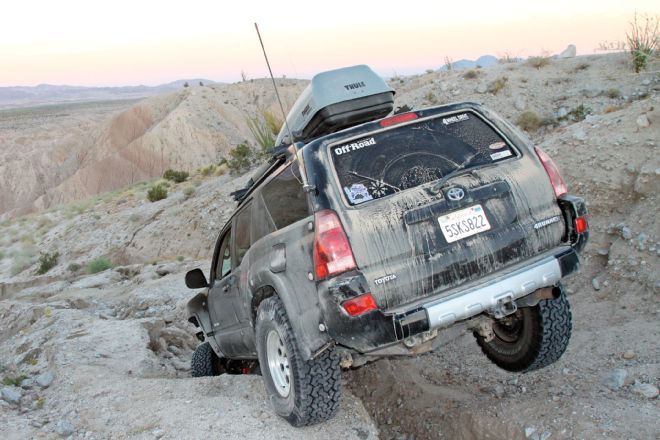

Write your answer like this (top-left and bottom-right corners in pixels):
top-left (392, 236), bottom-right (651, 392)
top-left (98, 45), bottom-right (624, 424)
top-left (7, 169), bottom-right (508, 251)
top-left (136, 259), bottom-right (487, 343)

top-left (254, 23), bottom-right (294, 145)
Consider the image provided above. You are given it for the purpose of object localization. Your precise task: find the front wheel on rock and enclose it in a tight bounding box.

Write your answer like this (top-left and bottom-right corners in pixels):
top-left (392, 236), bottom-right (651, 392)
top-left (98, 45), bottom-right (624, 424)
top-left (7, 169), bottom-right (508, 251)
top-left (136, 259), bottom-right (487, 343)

top-left (475, 287), bottom-right (572, 373)
top-left (256, 297), bottom-right (341, 426)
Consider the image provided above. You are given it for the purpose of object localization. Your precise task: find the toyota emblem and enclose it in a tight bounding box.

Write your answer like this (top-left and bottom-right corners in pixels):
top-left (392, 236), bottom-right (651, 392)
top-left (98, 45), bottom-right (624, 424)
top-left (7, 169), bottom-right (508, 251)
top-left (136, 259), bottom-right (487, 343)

top-left (446, 187), bottom-right (465, 201)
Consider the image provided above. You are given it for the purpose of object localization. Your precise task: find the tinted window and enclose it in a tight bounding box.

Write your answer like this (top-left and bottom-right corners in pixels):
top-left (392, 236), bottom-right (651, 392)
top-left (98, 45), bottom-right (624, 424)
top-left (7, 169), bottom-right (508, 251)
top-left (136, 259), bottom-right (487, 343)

top-left (215, 230), bottom-right (232, 279)
top-left (331, 112), bottom-right (516, 206)
top-left (234, 204), bottom-right (251, 267)
top-left (261, 163), bottom-right (309, 229)
top-left (250, 191), bottom-right (276, 245)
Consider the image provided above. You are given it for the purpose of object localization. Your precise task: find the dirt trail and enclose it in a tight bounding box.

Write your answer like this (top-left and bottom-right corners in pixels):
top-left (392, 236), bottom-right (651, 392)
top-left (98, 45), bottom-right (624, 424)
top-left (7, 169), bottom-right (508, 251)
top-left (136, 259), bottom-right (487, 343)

top-left (0, 268), bottom-right (378, 439)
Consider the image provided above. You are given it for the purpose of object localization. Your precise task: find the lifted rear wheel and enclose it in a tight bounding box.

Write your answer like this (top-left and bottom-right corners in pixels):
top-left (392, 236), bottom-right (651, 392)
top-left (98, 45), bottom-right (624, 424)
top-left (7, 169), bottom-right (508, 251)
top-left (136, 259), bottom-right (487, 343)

top-left (256, 297), bottom-right (341, 426)
top-left (475, 286), bottom-right (572, 373)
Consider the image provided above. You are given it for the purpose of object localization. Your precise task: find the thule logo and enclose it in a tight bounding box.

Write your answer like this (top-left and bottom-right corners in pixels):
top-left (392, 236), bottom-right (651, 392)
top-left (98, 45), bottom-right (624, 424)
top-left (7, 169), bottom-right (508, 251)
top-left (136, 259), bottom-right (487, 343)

top-left (344, 81), bottom-right (366, 91)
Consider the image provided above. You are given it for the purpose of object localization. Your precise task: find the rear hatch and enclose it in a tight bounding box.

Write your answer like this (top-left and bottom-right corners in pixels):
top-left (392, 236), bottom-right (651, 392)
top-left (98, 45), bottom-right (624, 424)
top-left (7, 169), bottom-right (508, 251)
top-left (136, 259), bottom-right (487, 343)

top-left (326, 109), bottom-right (566, 311)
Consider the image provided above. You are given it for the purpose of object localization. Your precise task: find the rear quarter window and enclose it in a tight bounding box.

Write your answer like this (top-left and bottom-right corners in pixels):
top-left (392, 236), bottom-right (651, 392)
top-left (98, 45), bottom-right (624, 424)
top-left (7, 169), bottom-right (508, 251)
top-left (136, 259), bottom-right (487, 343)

top-left (331, 111), bottom-right (516, 206)
top-left (252, 162), bottom-right (309, 243)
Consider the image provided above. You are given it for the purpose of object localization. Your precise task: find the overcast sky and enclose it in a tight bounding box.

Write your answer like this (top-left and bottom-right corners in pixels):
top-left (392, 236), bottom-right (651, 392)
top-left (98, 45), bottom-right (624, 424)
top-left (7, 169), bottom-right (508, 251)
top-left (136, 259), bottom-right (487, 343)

top-left (0, 0), bottom-right (656, 86)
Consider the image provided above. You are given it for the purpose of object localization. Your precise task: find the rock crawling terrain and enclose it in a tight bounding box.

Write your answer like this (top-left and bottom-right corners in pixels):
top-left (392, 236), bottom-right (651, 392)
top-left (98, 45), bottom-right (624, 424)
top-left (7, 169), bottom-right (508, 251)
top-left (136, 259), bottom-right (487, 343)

top-left (1, 52), bottom-right (659, 439)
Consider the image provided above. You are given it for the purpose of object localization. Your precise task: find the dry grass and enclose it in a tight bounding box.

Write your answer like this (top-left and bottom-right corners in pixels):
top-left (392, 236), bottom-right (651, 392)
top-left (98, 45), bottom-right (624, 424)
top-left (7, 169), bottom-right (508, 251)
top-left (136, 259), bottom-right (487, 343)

top-left (516, 111), bottom-right (542, 132)
top-left (487, 77), bottom-right (509, 95)
top-left (527, 56), bottom-right (551, 69)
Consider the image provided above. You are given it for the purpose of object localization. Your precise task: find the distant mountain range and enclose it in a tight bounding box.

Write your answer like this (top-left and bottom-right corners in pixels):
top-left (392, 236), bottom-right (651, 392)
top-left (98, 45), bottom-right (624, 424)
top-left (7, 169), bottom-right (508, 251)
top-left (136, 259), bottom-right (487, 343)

top-left (0, 79), bottom-right (219, 109)
top-left (440, 55), bottom-right (521, 71)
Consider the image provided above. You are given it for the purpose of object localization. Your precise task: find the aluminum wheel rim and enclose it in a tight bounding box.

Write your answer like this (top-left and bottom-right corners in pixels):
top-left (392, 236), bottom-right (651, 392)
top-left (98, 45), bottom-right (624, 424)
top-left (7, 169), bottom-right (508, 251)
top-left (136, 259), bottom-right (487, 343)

top-left (266, 330), bottom-right (290, 397)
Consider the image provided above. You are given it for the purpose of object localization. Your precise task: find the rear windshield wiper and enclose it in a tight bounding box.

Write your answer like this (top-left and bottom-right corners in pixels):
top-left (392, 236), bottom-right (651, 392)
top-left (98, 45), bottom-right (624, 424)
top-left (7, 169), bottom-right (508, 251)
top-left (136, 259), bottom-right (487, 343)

top-left (427, 152), bottom-right (480, 195)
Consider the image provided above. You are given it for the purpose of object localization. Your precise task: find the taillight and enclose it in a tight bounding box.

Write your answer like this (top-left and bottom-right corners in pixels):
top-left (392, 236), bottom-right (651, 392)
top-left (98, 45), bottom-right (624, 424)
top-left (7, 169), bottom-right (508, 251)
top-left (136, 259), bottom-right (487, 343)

top-left (575, 216), bottom-right (588, 234)
top-left (313, 209), bottom-right (357, 279)
top-left (379, 112), bottom-right (418, 127)
top-left (341, 293), bottom-right (378, 316)
top-left (535, 147), bottom-right (568, 198)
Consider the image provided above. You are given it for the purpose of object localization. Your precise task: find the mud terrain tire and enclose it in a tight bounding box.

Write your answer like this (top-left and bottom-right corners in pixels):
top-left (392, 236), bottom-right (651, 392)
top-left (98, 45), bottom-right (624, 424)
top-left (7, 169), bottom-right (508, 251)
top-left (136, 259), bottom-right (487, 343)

top-left (191, 342), bottom-right (223, 377)
top-left (256, 296), bottom-right (341, 426)
top-left (475, 288), bottom-right (572, 373)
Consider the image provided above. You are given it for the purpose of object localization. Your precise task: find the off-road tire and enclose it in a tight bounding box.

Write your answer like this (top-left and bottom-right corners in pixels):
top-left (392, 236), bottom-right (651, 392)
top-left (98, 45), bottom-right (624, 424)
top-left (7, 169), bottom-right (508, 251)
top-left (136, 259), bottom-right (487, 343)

top-left (256, 296), bottom-right (341, 426)
top-left (191, 342), bottom-right (224, 377)
top-left (475, 288), bottom-right (572, 373)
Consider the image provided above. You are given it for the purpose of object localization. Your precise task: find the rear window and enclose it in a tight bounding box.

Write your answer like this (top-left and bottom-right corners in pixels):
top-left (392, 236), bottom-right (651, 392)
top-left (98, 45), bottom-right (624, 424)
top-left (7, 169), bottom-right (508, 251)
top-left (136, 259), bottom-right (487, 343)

top-left (330, 111), bottom-right (516, 206)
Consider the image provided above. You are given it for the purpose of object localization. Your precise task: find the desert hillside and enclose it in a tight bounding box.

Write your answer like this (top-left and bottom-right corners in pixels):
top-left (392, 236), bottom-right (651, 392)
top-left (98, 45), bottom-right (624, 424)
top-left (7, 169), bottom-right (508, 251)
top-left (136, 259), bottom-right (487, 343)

top-left (0, 79), bottom-right (307, 218)
top-left (0, 52), bottom-right (658, 439)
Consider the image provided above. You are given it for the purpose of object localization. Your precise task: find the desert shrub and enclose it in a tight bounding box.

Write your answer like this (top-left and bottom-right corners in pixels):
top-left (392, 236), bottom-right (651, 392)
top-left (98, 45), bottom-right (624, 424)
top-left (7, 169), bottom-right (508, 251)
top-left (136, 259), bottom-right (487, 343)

top-left (463, 70), bottom-right (478, 79)
top-left (67, 262), bottom-right (81, 272)
top-left (36, 251), bottom-right (59, 275)
top-left (182, 185), bottom-right (196, 199)
top-left (569, 104), bottom-right (592, 121)
top-left (487, 76), bottom-right (508, 95)
top-left (87, 257), bottom-right (113, 274)
top-left (443, 56), bottom-right (453, 71)
top-left (163, 169), bottom-right (189, 183)
top-left (177, 256), bottom-right (185, 262)
top-left (261, 110), bottom-right (282, 137)
top-left (228, 142), bottom-right (255, 174)
top-left (516, 111), bottom-right (541, 132)
top-left (626, 13), bottom-right (659, 72)
top-left (147, 184), bottom-right (168, 202)
top-left (574, 62), bottom-right (590, 72)
top-left (425, 91), bottom-right (438, 104)
top-left (604, 105), bottom-right (623, 114)
top-left (606, 88), bottom-right (621, 99)
top-left (199, 165), bottom-right (215, 176)
top-left (527, 56), bottom-right (551, 69)
top-left (498, 52), bottom-right (519, 64)
top-left (2, 374), bottom-right (26, 386)
top-left (215, 163), bottom-right (229, 176)
top-left (246, 110), bottom-right (279, 152)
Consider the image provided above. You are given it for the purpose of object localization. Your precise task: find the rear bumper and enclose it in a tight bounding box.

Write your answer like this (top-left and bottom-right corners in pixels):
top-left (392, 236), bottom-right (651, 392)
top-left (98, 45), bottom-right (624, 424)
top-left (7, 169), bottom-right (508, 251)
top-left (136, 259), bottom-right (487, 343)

top-left (418, 249), bottom-right (574, 330)
top-left (319, 246), bottom-right (580, 353)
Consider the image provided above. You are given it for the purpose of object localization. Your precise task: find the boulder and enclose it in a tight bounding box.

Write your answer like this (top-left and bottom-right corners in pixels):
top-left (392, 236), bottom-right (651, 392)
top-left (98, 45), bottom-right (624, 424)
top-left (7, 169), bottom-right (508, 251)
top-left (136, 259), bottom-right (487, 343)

top-left (558, 45), bottom-right (576, 58)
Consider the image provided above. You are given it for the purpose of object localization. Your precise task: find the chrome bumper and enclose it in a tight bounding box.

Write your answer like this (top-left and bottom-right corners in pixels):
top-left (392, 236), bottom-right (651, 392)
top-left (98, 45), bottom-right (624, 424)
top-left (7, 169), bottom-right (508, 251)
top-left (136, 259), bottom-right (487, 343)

top-left (421, 255), bottom-right (562, 329)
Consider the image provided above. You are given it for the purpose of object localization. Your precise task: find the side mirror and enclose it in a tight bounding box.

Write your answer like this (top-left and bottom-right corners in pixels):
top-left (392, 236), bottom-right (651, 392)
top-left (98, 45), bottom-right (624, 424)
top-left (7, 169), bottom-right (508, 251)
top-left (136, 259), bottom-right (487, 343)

top-left (185, 269), bottom-right (209, 289)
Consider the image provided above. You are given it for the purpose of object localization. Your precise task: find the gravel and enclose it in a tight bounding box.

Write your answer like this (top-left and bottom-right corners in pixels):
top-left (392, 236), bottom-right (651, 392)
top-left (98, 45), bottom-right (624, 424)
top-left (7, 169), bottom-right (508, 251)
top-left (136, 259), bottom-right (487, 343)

top-left (602, 369), bottom-right (628, 391)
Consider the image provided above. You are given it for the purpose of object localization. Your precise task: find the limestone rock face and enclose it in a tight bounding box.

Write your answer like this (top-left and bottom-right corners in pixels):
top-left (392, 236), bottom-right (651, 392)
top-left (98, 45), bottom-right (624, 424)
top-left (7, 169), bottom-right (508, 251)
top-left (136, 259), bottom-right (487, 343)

top-left (558, 44), bottom-right (577, 58)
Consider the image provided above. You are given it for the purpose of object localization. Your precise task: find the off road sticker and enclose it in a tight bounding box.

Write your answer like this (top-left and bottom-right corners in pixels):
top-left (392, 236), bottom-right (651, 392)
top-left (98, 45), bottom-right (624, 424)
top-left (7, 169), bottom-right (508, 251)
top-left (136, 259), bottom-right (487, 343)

top-left (488, 141), bottom-right (507, 150)
top-left (344, 183), bottom-right (373, 204)
top-left (490, 150), bottom-right (513, 160)
top-left (333, 137), bottom-right (376, 156)
top-left (368, 180), bottom-right (390, 198)
top-left (442, 113), bottom-right (469, 125)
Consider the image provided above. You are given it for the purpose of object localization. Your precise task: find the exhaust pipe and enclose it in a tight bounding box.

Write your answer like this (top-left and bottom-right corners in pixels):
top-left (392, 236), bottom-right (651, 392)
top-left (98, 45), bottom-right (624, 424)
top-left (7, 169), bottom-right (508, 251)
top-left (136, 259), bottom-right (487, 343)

top-left (516, 286), bottom-right (561, 308)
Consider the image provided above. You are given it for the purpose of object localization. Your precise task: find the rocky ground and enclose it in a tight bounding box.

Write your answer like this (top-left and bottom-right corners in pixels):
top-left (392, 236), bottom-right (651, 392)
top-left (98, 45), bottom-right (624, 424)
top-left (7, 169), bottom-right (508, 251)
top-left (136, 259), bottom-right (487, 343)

top-left (0, 263), bottom-right (377, 439)
top-left (1, 52), bottom-right (659, 439)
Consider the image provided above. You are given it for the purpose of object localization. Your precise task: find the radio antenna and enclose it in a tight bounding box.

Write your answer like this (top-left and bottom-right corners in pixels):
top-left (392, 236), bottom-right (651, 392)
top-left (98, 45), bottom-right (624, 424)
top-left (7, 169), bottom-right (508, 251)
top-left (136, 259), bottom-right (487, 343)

top-left (254, 23), bottom-right (294, 146)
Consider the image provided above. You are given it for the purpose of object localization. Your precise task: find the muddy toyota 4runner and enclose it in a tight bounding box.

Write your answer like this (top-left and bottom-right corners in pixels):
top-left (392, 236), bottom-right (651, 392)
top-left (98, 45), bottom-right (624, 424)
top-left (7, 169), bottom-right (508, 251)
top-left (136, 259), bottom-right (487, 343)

top-left (184, 65), bottom-right (589, 426)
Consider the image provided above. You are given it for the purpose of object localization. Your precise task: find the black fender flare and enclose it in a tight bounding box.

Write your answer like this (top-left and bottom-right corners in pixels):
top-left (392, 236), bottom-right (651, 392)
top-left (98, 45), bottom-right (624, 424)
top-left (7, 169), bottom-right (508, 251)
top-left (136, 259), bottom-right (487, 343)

top-left (186, 292), bottom-right (225, 357)
top-left (249, 272), bottom-right (330, 361)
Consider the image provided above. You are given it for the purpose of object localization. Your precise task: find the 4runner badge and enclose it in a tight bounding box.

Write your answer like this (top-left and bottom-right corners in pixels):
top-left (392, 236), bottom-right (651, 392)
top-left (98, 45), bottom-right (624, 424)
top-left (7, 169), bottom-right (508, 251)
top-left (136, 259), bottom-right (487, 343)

top-left (374, 274), bottom-right (397, 285)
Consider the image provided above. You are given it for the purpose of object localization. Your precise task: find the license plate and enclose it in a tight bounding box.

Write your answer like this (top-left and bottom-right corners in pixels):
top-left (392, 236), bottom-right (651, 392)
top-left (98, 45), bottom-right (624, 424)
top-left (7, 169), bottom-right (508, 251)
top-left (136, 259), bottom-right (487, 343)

top-left (438, 205), bottom-right (491, 243)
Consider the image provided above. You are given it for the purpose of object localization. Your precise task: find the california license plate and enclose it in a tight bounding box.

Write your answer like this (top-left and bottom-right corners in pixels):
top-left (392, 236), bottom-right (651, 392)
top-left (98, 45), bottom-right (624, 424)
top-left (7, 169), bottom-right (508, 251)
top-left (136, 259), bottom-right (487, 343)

top-left (438, 205), bottom-right (491, 243)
